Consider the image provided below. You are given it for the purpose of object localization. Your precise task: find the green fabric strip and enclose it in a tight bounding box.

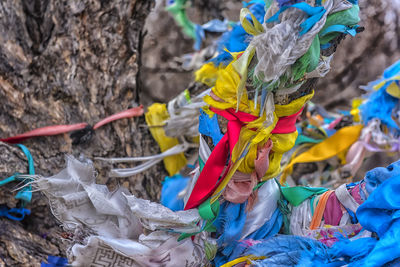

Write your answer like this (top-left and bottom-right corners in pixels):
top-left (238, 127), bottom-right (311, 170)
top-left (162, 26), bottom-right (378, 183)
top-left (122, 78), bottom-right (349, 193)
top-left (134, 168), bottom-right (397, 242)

top-left (199, 156), bottom-right (205, 171)
top-left (281, 186), bottom-right (327, 206)
top-left (295, 134), bottom-right (322, 146)
top-left (178, 199), bottom-right (220, 241)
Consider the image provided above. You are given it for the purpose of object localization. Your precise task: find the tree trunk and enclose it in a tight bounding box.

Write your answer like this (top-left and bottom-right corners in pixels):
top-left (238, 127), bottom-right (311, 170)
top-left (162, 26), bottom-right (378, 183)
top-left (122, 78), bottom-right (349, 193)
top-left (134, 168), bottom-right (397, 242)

top-left (0, 1), bottom-right (162, 266)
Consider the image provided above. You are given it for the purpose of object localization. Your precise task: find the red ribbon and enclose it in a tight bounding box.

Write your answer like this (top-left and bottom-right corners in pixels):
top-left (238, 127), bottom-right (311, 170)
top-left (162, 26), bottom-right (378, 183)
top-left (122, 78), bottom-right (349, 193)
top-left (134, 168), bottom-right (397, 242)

top-left (185, 106), bottom-right (304, 210)
top-left (271, 107), bottom-right (304, 134)
top-left (185, 107), bottom-right (257, 210)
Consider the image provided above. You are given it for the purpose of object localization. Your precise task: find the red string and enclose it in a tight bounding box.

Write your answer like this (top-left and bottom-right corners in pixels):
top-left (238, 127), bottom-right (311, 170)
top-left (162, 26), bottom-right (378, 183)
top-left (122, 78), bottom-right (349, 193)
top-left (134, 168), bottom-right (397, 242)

top-left (93, 106), bottom-right (144, 130)
top-left (0, 123), bottom-right (88, 144)
top-left (1, 106), bottom-right (144, 144)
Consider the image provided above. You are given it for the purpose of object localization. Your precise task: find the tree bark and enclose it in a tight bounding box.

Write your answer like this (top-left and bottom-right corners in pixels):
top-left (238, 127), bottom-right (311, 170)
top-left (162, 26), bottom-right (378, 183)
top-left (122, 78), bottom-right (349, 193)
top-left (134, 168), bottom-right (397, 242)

top-left (0, 0), bottom-right (162, 266)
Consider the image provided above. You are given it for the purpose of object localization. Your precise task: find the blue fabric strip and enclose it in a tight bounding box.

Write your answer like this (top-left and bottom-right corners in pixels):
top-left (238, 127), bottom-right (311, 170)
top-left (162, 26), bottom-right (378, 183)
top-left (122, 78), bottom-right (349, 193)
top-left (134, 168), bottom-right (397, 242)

top-left (0, 206), bottom-right (31, 221)
top-left (320, 24), bottom-right (359, 37)
top-left (15, 144), bottom-right (35, 203)
top-left (199, 109), bottom-right (224, 146)
top-left (161, 174), bottom-right (189, 211)
top-left (267, 2), bottom-right (326, 36)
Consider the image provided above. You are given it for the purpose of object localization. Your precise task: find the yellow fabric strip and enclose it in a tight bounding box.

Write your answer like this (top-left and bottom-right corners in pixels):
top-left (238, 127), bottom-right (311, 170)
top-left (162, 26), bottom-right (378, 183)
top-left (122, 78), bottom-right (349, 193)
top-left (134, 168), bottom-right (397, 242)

top-left (239, 8), bottom-right (264, 36)
top-left (194, 62), bottom-right (219, 87)
top-left (232, 8), bottom-right (264, 111)
top-left (350, 98), bottom-right (363, 122)
top-left (372, 75), bottom-right (400, 90)
top-left (274, 90), bottom-right (314, 117)
top-left (145, 103), bottom-right (187, 176)
top-left (232, 45), bottom-right (255, 111)
top-left (220, 255), bottom-right (266, 267)
top-left (386, 82), bottom-right (400, 98)
top-left (280, 124), bottom-right (363, 183)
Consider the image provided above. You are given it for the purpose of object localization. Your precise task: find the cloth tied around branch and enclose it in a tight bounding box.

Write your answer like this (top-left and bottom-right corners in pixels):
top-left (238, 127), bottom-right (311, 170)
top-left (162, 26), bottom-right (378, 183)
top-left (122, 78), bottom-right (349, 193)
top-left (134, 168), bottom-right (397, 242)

top-left (222, 139), bottom-right (273, 206)
top-left (185, 50), bottom-right (314, 210)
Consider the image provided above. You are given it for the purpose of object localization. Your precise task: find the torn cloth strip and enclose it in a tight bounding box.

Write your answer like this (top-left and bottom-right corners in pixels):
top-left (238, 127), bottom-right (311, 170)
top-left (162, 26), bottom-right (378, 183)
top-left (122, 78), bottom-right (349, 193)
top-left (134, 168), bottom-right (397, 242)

top-left (199, 109), bottom-right (224, 146)
top-left (0, 206), bottom-right (31, 221)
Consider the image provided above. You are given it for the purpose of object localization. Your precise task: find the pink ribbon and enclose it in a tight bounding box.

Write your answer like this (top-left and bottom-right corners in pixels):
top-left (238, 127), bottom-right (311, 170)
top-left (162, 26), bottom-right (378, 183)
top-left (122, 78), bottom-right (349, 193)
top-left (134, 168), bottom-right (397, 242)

top-left (222, 139), bottom-right (273, 206)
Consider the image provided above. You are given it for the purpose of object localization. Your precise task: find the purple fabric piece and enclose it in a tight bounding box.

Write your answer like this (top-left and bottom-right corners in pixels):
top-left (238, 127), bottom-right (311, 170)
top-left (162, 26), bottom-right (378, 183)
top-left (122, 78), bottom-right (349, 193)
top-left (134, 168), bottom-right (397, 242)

top-left (323, 192), bottom-right (343, 226)
top-left (276, 0), bottom-right (303, 8)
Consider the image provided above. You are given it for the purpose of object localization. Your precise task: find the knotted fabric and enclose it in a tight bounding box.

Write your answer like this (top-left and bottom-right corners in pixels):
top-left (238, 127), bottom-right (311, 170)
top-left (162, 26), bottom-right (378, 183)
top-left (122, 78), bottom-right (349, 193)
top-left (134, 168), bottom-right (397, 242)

top-left (185, 105), bottom-right (305, 209)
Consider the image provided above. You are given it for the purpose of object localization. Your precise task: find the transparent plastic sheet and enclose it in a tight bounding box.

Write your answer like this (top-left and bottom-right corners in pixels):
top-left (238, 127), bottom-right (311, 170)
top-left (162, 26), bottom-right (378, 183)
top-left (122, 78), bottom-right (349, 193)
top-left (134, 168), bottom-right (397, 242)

top-left (123, 193), bottom-right (201, 233)
top-left (251, 0), bottom-right (326, 83)
top-left (305, 54), bottom-right (333, 78)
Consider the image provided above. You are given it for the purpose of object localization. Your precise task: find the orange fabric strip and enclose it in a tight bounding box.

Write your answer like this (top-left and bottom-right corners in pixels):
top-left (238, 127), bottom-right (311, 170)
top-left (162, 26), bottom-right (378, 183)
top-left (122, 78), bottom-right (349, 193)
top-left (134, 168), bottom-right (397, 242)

top-left (309, 190), bottom-right (334, 230)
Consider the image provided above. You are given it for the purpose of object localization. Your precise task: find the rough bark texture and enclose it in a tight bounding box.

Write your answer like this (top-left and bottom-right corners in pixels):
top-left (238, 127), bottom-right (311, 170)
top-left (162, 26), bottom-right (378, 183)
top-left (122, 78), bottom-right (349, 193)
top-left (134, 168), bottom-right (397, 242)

top-left (0, 0), bottom-right (162, 266)
top-left (140, 0), bottom-right (241, 105)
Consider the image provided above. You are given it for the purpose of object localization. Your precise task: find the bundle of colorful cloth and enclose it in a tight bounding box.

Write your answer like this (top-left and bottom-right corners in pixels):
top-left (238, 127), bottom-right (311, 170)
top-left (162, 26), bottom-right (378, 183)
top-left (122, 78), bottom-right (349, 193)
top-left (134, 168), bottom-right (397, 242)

top-left (21, 0), bottom-right (400, 266)
top-left (282, 58), bottom-right (400, 188)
